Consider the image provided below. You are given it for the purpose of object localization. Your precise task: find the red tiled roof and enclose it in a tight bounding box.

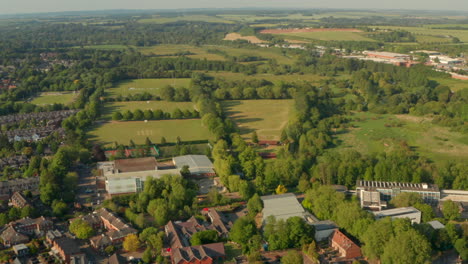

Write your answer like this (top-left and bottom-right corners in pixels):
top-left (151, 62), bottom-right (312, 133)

top-left (171, 243), bottom-right (225, 264)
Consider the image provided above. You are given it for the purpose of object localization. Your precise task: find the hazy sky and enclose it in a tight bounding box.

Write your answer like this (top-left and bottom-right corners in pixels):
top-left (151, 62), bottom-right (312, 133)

top-left (1, 0), bottom-right (468, 15)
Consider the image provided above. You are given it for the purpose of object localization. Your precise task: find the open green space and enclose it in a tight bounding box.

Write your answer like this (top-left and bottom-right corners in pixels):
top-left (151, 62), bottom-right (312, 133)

top-left (209, 46), bottom-right (296, 65)
top-left (207, 72), bottom-right (348, 84)
top-left (102, 101), bottom-right (196, 120)
top-left (275, 31), bottom-right (376, 42)
top-left (72, 45), bottom-right (134, 50)
top-left (88, 119), bottom-right (211, 146)
top-left (222, 99), bottom-right (293, 141)
top-left (377, 26), bottom-right (468, 43)
top-left (335, 112), bottom-right (468, 163)
top-left (431, 77), bottom-right (468, 92)
top-left (106, 78), bottom-right (192, 97)
top-left (138, 15), bottom-right (234, 24)
top-left (30, 91), bottom-right (78, 105)
top-left (138, 45), bottom-right (226, 61)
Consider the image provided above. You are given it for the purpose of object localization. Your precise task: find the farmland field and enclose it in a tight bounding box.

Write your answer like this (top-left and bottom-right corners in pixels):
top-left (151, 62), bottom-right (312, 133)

top-left (272, 31), bottom-right (375, 42)
top-left (377, 26), bottom-right (468, 42)
top-left (73, 45), bottom-right (133, 50)
top-left (106, 78), bottom-right (192, 97)
top-left (206, 72), bottom-right (348, 83)
top-left (224, 33), bottom-right (266, 44)
top-left (102, 101), bottom-right (196, 120)
top-left (335, 112), bottom-right (468, 163)
top-left (88, 119), bottom-right (211, 146)
top-left (208, 46), bottom-right (296, 65)
top-left (222, 100), bottom-right (294, 141)
top-left (138, 45), bottom-right (226, 61)
top-left (30, 91), bottom-right (78, 105)
top-left (431, 77), bottom-right (468, 92)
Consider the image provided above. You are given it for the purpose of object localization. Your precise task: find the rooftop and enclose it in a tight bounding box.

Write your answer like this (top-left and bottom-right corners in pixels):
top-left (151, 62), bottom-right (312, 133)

top-left (373, 207), bottom-right (420, 218)
top-left (261, 193), bottom-right (309, 222)
top-left (173, 155), bottom-right (215, 175)
top-left (427, 220), bottom-right (445, 230)
top-left (114, 157), bottom-right (158, 173)
top-left (357, 180), bottom-right (439, 192)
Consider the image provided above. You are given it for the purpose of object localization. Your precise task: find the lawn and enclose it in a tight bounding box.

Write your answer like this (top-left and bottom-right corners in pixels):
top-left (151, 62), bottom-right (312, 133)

top-left (210, 46), bottom-right (296, 65)
top-left (222, 100), bottom-right (294, 141)
top-left (30, 91), bottom-right (78, 105)
top-left (335, 112), bottom-right (468, 164)
top-left (275, 31), bottom-right (376, 42)
top-left (431, 77), bottom-right (468, 92)
top-left (102, 101), bottom-right (196, 120)
top-left (138, 45), bottom-right (226, 61)
top-left (106, 78), bottom-right (192, 97)
top-left (377, 26), bottom-right (468, 43)
top-left (88, 119), bottom-right (211, 146)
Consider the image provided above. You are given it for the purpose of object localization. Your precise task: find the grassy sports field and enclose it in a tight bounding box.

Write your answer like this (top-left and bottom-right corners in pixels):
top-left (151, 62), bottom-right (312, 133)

top-left (106, 78), bottom-right (192, 97)
top-left (222, 99), bottom-right (294, 141)
top-left (88, 119), bottom-right (211, 146)
top-left (102, 101), bottom-right (196, 120)
top-left (430, 77), bottom-right (468, 92)
top-left (335, 112), bottom-right (468, 163)
top-left (30, 91), bottom-right (78, 105)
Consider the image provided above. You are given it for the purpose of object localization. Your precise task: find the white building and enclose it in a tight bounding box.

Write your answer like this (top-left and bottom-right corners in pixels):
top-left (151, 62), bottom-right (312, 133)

top-left (373, 207), bottom-right (421, 224)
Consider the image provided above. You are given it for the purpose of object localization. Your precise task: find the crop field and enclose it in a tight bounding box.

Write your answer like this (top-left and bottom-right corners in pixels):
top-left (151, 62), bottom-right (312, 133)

top-left (88, 119), bottom-right (211, 146)
top-left (138, 15), bottom-right (234, 24)
top-left (106, 78), bottom-right (192, 97)
top-left (73, 45), bottom-right (133, 50)
top-left (217, 14), bottom-right (314, 22)
top-left (335, 112), bottom-right (468, 163)
top-left (224, 33), bottom-right (266, 44)
top-left (431, 77), bottom-right (468, 92)
top-left (208, 46), bottom-right (296, 65)
top-left (138, 45), bottom-right (226, 61)
top-left (30, 91), bottom-right (78, 105)
top-left (102, 101), bottom-right (196, 120)
top-left (222, 100), bottom-right (293, 141)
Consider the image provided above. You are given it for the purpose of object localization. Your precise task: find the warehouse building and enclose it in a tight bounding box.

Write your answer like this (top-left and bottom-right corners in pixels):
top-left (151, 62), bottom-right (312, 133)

top-left (373, 207), bottom-right (421, 224)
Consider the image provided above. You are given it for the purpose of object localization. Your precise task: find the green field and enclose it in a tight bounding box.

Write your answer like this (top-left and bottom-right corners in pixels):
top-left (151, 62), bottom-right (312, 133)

top-left (207, 72), bottom-right (348, 84)
top-left (378, 26), bottom-right (468, 43)
top-left (73, 45), bottom-right (134, 50)
top-left (210, 46), bottom-right (296, 65)
top-left (138, 45), bottom-right (226, 61)
top-left (222, 100), bottom-right (293, 141)
top-left (88, 119), bottom-right (211, 146)
top-left (102, 101), bottom-right (196, 120)
top-left (276, 31), bottom-right (376, 42)
top-left (335, 112), bottom-right (468, 163)
top-left (106, 79), bottom-right (192, 97)
top-left (138, 15), bottom-right (234, 24)
top-left (30, 92), bottom-right (78, 105)
top-left (431, 77), bottom-right (468, 92)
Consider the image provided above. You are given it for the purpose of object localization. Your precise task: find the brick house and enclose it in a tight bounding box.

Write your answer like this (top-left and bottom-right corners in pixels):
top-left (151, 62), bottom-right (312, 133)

top-left (330, 230), bottom-right (362, 259)
top-left (52, 237), bottom-right (87, 264)
top-left (171, 243), bottom-right (225, 264)
top-left (10, 192), bottom-right (30, 208)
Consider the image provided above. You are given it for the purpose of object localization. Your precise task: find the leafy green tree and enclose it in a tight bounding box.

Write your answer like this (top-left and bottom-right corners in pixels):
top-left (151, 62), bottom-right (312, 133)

top-left (160, 137), bottom-right (167, 144)
top-left (105, 245), bottom-right (116, 255)
top-left (112, 111), bottom-right (123, 121)
top-left (281, 250), bottom-right (303, 264)
top-left (361, 217), bottom-right (393, 260)
top-left (442, 200), bottom-right (460, 220)
top-left (160, 85), bottom-right (175, 101)
top-left (454, 238), bottom-right (468, 261)
top-left (389, 192), bottom-right (423, 208)
top-left (147, 199), bottom-right (169, 226)
top-left (247, 194), bottom-right (263, 217)
top-left (122, 110), bottom-right (133, 121)
top-left (190, 230), bottom-right (219, 246)
top-left (230, 217), bottom-right (258, 252)
top-left (51, 200), bottom-right (68, 217)
top-left (304, 185), bottom-right (345, 220)
top-left (143, 110), bottom-right (153, 120)
top-left (69, 218), bottom-right (95, 239)
top-left (133, 109), bottom-right (144, 120)
top-left (413, 203), bottom-right (435, 223)
top-left (251, 131), bottom-right (259, 144)
top-left (381, 229), bottom-right (431, 264)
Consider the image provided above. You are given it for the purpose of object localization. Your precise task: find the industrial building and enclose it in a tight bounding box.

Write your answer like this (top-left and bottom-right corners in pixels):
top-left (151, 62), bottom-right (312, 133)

top-left (356, 180), bottom-right (440, 206)
top-left (373, 207), bottom-right (421, 224)
top-left (364, 51), bottom-right (411, 60)
top-left (261, 193), bottom-right (316, 223)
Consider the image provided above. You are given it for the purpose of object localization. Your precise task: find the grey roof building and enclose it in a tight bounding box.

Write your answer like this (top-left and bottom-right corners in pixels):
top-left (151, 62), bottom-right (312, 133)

top-left (373, 206), bottom-right (421, 224)
top-left (427, 220), bottom-right (445, 230)
top-left (173, 155), bottom-right (215, 176)
top-left (261, 193), bottom-right (316, 223)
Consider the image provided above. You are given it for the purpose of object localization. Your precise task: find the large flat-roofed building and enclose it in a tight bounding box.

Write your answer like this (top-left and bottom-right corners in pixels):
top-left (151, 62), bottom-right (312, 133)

top-left (99, 157), bottom-right (181, 197)
top-left (373, 207), bottom-right (421, 224)
top-left (173, 155), bottom-right (215, 177)
top-left (261, 193), bottom-right (316, 223)
top-left (356, 180), bottom-right (440, 205)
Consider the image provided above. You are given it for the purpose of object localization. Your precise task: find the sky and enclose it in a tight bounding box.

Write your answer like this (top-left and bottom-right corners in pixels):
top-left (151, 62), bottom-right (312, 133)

top-left (1, 0), bottom-right (468, 15)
